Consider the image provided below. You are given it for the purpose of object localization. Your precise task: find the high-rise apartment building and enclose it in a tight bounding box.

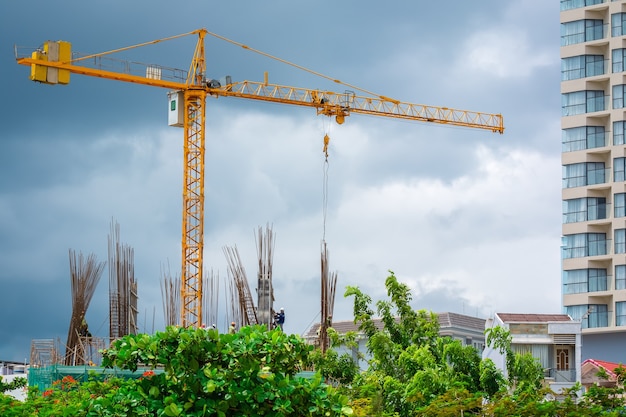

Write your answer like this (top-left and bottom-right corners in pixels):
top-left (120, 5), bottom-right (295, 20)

top-left (561, 0), bottom-right (626, 361)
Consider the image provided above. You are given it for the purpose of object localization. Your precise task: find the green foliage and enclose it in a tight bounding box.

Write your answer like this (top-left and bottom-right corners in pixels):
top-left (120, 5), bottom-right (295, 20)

top-left (345, 271), bottom-right (484, 417)
top-left (485, 325), bottom-right (545, 397)
top-left (0, 326), bottom-right (353, 416)
top-left (479, 358), bottom-right (505, 397)
top-left (95, 325), bottom-right (352, 416)
top-left (0, 376), bottom-right (27, 394)
top-left (0, 374), bottom-right (93, 417)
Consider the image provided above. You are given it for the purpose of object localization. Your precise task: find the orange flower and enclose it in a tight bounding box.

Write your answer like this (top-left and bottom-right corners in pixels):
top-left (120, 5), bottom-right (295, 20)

top-left (43, 389), bottom-right (53, 397)
top-left (142, 370), bottom-right (155, 377)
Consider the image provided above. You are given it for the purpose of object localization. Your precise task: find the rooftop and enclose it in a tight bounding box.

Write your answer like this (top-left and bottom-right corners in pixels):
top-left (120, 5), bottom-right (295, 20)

top-left (496, 313), bottom-right (572, 323)
top-left (303, 312), bottom-right (485, 339)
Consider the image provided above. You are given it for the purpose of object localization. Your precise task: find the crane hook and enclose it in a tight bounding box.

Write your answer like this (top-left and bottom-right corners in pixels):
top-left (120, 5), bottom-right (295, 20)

top-left (323, 134), bottom-right (330, 160)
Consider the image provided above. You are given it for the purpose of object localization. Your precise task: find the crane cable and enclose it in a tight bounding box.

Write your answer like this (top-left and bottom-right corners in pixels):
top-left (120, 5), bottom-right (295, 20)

top-left (322, 118), bottom-right (332, 242)
top-left (205, 30), bottom-right (392, 101)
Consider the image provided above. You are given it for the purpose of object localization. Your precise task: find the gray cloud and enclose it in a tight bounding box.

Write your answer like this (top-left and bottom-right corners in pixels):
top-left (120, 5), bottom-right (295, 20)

top-left (0, 0), bottom-right (561, 361)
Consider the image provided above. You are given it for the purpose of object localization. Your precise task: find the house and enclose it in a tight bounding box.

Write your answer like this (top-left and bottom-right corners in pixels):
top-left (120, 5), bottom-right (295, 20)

top-left (0, 360), bottom-right (29, 401)
top-left (581, 359), bottom-right (625, 389)
top-left (303, 312), bottom-right (485, 370)
top-left (483, 313), bottom-right (582, 394)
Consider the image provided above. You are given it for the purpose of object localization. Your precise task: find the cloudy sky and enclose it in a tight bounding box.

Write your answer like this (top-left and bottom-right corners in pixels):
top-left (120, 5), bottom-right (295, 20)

top-left (0, 1), bottom-right (560, 362)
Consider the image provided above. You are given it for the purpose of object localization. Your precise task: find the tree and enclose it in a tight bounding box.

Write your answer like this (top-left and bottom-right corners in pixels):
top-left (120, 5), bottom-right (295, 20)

top-left (484, 325), bottom-right (546, 399)
top-left (345, 271), bottom-right (484, 416)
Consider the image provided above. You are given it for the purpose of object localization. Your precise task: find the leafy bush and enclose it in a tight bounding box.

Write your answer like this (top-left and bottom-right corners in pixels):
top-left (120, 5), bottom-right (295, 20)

top-left (0, 325), bottom-right (353, 416)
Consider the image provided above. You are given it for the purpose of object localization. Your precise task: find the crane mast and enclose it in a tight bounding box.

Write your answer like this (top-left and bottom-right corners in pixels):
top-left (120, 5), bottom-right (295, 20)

top-left (16, 29), bottom-right (504, 328)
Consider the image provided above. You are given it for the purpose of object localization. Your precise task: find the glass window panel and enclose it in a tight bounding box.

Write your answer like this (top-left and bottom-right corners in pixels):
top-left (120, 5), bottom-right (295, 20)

top-left (617, 265), bottom-right (626, 290)
top-left (616, 193), bottom-right (626, 218)
top-left (613, 13), bottom-right (626, 37)
top-left (614, 121), bottom-right (625, 145)
top-left (587, 162), bottom-right (606, 185)
top-left (563, 163), bottom-right (586, 188)
top-left (588, 304), bottom-right (608, 328)
top-left (614, 49), bottom-right (626, 73)
top-left (616, 158), bottom-right (626, 182)
top-left (563, 198), bottom-right (587, 223)
top-left (614, 85), bottom-right (626, 109)
top-left (562, 233), bottom-right (607, 258)
top-left (563, 269), bottom-right (588, 294)
top-left (561, 0), bottom-right (604, 11)
top-left (587, 126), bottom-right (605, 148)
top-left (617, 302), bottom-right (626, 326)
top-left (587, 90), bottom-right (606, 112)
top-left (566, 305), bottom-right (590, 328)
top-left (588, 268), bottom-right (608, 291)
top-left (562, 127), bottom-right (587, 152)
top-left (588, 197), bottom-right (607, 220)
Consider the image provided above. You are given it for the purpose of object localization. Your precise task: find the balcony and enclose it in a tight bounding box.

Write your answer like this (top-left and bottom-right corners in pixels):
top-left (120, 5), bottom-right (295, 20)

top-left (561, 24), bottom-right (608, 47)
top-left (563, 203), bottom-right (610, 223)
top-left (584, 310), bottom-right (610, 328)
top-left (562, 238), bottom-right (611, 259)
top-left (563, 274), bottom-right (613, 294)
top-left (562, 59), bottom-right (609, 82)
top-left (561, 0), bottom-right (607, 11)
top-left (546, 368), bottom-right (577, 383)
top-left (563, 168), bottom-right (609, 188)
top-left (562, 131), bottom-right (609, 152)
top-left (562, 95), bottom-right (609, 116)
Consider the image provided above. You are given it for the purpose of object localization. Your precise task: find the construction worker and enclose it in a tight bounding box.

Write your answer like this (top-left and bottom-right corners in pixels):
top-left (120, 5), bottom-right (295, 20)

top-left (229, 322), bottom-right (236, 334)
top-left (79, 313), bottom-right (91, 338)
top-left (274, 308), bottom-right (285, 331)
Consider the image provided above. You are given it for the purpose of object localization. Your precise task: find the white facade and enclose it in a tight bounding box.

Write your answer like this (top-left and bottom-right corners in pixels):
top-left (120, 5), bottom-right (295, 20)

top-left (0, 361), bottom-right (28, 401)
top-left (560, 0), bottom-right (626, 352)
top-left (483, 313), bottom-right (582, 393)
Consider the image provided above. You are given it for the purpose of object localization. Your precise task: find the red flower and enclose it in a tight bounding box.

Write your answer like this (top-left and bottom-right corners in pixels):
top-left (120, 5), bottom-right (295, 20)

top-left (142, 370), bottom-right (155, 378)
top-left (42, 389), bottom-right (53, 397)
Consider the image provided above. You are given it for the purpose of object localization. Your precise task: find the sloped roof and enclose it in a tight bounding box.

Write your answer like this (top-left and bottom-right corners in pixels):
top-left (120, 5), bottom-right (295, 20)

top-left (582, 359), bottom-right (625, 377)
top-left (496, 313), bottom-right (572, 323)
top-left (302, 312), bottom-right (485, 339)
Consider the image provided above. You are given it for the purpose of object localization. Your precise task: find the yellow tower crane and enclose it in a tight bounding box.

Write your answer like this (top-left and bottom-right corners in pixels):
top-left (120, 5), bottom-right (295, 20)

top-left (16, 28), bottom-right (504, 328)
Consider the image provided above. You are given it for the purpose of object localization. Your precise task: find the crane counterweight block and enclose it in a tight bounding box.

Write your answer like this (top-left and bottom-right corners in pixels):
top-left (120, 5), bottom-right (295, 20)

top-left (30, 40), bottom-right (71, 85)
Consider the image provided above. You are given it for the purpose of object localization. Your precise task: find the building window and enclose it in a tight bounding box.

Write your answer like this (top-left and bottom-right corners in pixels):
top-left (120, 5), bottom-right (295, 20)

top-left (562, 126), bottom-right (606, 151)
top-left (613, 49), bottom-right (626, 73)
top-left (614, 121), bottom-right (626, 145)
top-left (613, 13), bottom-right (626, 37)
top-left (616, 229), bottom-right (626, 254)
top-left (563, 268), bottom-right (608, 294)
top-left (616, 158), bottom-right (626, 182)
top-left (512, 344), bottom-right (549, 370)
top-left (616, 193), bottom-right (626, 218)
top-left (561, 0), bottom-right (604, 11)
top-left (566, 304), bottom-right (608, 328)
top-left (562, 233), bottom-right (608, 259)
top-left (563, 197), bottom-right (607, 223)
top-left (613, 85), bottom-right (626, 109)
top-left (562, 91), bottom-right (606, 116)
top-left (617, 302), bottom-right (626, 326)
top-left (562, 20), bottom-right (605, 45)
top-left (562, 55), bottom-right (605, 80)
top-left (563, 162), bottom-right (606, 188)
top-left (617, 265), bottom-right (626, 290)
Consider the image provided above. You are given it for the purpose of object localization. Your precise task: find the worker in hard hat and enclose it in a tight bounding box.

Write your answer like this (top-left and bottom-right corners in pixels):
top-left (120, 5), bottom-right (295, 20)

top-left (229, 322), bottom-right (236, 334)
top-left (274, 307), bottom-right (285, 331)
